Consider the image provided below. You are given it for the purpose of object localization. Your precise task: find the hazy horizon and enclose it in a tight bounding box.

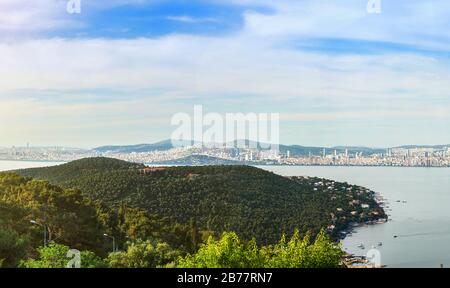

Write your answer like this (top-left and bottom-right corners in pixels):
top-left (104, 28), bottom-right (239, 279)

top-left (1, 138), bottom-right (449, 151)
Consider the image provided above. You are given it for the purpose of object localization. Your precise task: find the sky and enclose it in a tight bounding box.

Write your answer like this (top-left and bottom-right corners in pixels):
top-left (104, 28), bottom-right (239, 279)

top-left (0, 0), bottom-right (449, 148)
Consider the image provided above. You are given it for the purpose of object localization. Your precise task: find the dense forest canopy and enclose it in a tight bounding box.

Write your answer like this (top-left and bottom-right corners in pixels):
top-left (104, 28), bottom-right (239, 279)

top-left (0, 157), bottom-right (385, 268)
top-left (17, 157), bottom-right (385, 244)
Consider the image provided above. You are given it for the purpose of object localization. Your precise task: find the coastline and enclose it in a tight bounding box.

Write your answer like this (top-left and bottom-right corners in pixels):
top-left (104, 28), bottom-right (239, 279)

top-left (286, 175), bottom-right (388, 242)
top-left (339, 191), bottom-right (389, 268)
top-left (0, 159), bottom-right (66, 163)
top-left (0, 158), bottom-right (449, 168)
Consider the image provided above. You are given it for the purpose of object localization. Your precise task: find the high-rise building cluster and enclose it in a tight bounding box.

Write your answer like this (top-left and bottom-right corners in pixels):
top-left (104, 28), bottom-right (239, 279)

top-left (1, 145), bottom-right (449, 167)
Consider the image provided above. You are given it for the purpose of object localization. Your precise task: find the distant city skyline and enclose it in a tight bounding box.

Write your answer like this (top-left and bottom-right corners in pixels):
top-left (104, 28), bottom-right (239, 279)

top-left (1, 139), bottom-right (450, 151)
top-left (1, 140), bottom-right (449, 167)
top-left (1, 1), bottom-right (449, 147)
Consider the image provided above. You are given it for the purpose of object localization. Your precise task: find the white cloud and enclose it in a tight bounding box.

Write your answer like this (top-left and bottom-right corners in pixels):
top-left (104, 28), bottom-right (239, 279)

top-left (0, 35), bottom-right (448, 101)
top-left (166, 15), bottom-right (218, 23)
top-left (240, 0), bottom-right (450, 51)
top-left (0, 95), bottom-right (177, 147)
top-left (281, 108), bottom-right (450, 122)
top-left (1, 0), bottom-right (450, 146)
top-left (0, 0), bottom-right (81, 36)
top-left (0, 0), bottom-right (158, 37)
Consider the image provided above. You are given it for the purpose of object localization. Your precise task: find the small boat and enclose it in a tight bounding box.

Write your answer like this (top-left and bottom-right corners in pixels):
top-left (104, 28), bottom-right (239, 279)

top-left (357, 243), bottom-right (365, 249)
top-left (378, 242), bottom-right (382, 246)
top-left (393, 235), bottom-right (398, 238)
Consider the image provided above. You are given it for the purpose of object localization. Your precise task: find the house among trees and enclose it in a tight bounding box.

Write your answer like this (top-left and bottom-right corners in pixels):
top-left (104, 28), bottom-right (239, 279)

top-left (139, 167), bottom-right (167, 175)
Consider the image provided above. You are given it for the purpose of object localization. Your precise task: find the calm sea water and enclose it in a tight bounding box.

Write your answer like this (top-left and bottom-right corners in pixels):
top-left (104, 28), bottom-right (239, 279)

top-left (258, 165), bottom-right (450, 268)
top-left (2, 161), bottom-right (449, 267)
top-left (0, 160), bottom-right (65, 172)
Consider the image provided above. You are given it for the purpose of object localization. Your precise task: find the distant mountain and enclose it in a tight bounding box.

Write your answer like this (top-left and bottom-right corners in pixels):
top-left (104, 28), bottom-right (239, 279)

top-left (393, 144), bottom-right (450, 150)
top-left (154, 155), bottom-right (242, 166)
top-left (280, 144), bottom-right (387, 156)
top-left (92, 139), bottom-right (448, 156)
top-left (93, 140), bottom-right (175, 153)
top-left (279, 144), bottom-right (325, 156)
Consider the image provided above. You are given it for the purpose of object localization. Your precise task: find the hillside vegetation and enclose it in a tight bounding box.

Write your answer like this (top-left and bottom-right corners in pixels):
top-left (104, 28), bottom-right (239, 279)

top-left (17, 157), bottom-right (385, 245)
top-left (0, 171), bottom-right (344, 268)
top-left (0, 157), bottom-right (385, 267)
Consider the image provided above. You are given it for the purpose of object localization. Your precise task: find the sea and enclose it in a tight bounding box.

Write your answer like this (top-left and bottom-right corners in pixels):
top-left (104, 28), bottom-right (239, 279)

top-left (258, 165), bottom-right (450, 268)
top-left (1, 160), bottom-right (449, 268)
top-left (0, 160), bottom-right (65, 171)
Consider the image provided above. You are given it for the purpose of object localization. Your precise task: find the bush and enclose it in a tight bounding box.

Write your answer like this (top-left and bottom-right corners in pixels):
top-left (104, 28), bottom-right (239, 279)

top-left (178, 230), bottom-right (343, 268)
top-left (106, 240), bottom-right (179, 268)
top-left (0, 228), bottom-right (30, 268)
top-left (20, 243), bottom-right (106, 268)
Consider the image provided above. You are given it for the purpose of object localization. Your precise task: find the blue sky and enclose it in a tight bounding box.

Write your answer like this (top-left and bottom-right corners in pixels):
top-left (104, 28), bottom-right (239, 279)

top-left (0, 0), bottom-right (449, 147)
top-left (50, 0), bottom-right (257, 38)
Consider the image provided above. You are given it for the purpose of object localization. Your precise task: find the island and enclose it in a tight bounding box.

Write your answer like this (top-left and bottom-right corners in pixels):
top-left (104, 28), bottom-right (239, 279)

top-left (0, 157), bottom-right (387, 268)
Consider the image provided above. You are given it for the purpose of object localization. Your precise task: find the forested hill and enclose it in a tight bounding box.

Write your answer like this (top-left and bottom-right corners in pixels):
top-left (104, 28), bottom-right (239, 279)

top-left (17, 157), bottom-right (385, 244)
